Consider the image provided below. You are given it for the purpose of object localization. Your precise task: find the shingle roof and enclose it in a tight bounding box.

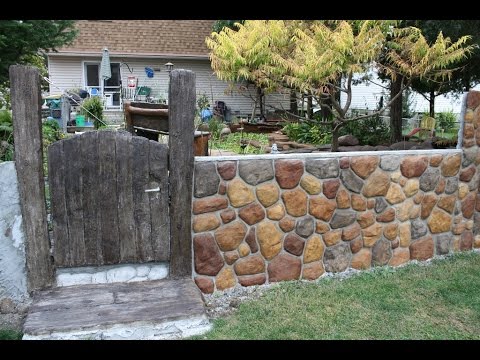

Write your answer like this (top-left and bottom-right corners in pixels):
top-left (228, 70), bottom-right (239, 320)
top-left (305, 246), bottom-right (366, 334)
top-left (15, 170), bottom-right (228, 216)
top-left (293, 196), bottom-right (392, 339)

top-left (56, 20), bottom-right (215, 57)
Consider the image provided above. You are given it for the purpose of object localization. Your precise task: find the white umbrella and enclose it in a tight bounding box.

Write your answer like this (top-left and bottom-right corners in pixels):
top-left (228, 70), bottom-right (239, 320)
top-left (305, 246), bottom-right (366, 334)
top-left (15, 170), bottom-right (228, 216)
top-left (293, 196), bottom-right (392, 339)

top-left (100, 47), bottom-right (111, 81)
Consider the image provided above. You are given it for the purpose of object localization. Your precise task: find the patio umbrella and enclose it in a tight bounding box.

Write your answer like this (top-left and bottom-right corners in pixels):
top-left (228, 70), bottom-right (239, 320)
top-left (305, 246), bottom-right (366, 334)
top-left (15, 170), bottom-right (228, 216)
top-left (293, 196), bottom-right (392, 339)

top-left (100, 47), bottom-right (111, 81)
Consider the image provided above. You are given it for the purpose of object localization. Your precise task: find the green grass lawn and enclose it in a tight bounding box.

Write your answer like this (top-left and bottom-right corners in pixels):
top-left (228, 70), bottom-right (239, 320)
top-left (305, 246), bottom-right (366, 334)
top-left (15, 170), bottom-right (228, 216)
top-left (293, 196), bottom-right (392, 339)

top-left (210, 132), bottom-right (269, 155)
top-left (196, 251), bottom-right (480, 340)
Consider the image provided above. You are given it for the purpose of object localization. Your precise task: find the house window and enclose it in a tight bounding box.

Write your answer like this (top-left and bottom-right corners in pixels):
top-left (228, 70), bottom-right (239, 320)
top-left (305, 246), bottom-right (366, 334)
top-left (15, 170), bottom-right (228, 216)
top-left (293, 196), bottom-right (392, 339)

top-left (86, 64), bottom-right (100, 87)
top-left (84, 62), bottom-right (121, 107)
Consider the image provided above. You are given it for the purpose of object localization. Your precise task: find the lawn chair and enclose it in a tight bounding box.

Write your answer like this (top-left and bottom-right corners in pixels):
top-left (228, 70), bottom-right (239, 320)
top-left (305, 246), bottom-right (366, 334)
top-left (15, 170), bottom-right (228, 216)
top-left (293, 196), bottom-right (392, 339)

top-left (213, 101), bottom-right (227, 122)
top-left (406, 116), bottom-right (436, 139)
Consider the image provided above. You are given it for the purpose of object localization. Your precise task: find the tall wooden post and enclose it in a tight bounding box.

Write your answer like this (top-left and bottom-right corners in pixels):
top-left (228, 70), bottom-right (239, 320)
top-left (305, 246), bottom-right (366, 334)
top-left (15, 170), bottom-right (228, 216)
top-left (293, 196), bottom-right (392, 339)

top-left (168, 69), bottom-right (195, 278)
top-left (9, 65), bottom-right (54, 292)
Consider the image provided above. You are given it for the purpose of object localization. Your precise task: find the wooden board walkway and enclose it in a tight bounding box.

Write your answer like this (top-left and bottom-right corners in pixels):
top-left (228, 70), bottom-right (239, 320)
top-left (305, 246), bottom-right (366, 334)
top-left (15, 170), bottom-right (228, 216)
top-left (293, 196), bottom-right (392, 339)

top-left (23, 279), bottom-right (211, 340)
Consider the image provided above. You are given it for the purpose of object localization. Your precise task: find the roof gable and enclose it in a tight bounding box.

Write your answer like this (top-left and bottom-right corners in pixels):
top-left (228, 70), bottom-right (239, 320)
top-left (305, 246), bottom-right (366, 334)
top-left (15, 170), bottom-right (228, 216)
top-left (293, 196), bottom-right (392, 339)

top-left (56, 20), bottom-right (215, 57)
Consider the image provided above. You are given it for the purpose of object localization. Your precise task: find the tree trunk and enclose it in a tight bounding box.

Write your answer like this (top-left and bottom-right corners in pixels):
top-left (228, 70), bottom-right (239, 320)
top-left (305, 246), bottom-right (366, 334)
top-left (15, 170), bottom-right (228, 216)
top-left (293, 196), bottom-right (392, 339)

top-left (429, 89), bottom-right (435, 117)
top-left (257, 87), bottom-right (264, 119)
top-left (307, 94), bottom-right (313, 119)
top-left (331, 126), bottom-right (340, 152)
top-left (290, 89), bottom-right (298, 115)
top-left (390, 76), bottom-right (403, 143)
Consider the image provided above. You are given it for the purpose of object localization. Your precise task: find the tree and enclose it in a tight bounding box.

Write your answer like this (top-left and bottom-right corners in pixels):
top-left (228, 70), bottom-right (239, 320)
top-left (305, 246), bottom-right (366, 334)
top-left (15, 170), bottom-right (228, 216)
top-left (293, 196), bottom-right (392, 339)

top-left (408, 20), bottom-right (480, 117)
top-left (207, 20), bottom-right (473, 151)
top-left (212, 20), bottom-right (244, 33)
top-left (0, 20), bottom-right (77, 85)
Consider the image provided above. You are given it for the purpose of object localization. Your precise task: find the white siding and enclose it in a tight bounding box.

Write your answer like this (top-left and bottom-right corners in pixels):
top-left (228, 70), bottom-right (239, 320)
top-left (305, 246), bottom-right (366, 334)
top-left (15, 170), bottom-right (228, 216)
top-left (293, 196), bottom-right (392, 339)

top-left (340, 72), bottom-right (470, 116)
top-left (47, 56), bottom-right (84, 93)
top-left (47, 56), bottom-right (290, 117)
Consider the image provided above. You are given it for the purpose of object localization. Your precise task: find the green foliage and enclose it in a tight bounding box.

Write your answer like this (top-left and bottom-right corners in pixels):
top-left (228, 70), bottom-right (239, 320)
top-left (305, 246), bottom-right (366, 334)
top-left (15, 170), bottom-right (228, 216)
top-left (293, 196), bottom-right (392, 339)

top-left (435, 110), bottom-right (458, 131)
top-left (80, 96), bottom-right (104, 129)
top-left (213, 132), bottom-right (269, 155)
top-left (340, 114), bottom-right (391, 146)
top-left (0, 329), bottom-right (22, 340)
top-left (282, 122), bottom-right (331, 145)
top-left (207, 116), bottom-right (224, 141)
top-left (212, 20), bottom-right (244, 33)
top-left (197, 93), bottom-right (210, 111)
top-left (0, 109), bottom-right (13, 161)
top-left (0, 20), bottom-right (77, 84)
top-left (402, 88), bottom-right (416, 118)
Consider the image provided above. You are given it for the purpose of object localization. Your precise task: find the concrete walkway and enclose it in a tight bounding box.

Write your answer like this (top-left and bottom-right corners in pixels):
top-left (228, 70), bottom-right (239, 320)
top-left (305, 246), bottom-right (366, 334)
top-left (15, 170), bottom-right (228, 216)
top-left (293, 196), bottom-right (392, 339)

top-left (23, 279), bottom-right (211, 340)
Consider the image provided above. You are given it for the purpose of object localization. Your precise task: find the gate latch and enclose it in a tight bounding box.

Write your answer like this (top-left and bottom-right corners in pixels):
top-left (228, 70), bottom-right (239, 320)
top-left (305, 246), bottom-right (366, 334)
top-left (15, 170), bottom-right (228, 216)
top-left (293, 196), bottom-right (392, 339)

top-left (145, 187), bottom-right (160, 193)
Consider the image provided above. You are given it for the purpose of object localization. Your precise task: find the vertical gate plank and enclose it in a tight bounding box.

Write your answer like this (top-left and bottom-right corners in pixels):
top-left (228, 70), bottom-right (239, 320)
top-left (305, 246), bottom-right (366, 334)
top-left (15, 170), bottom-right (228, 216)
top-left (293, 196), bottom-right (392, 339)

top-left (98, 131), bottom-right (120, 264)
top-left (82, 131), bottom-right (101, 265)
top-left (10, 65), bottom-right (54, 291)
top-left (116, 132), bottom-right (137, 263)
top-left (169, 69), bottom-right (195, 277)
top-left (132, 137), bottom-right (153, 262)
top-left (63, 135), bottom-right (85, 265)
top-left (48, 141), bottom-right (70, 267)
top-left (148, 141), bottom-right (169, 261)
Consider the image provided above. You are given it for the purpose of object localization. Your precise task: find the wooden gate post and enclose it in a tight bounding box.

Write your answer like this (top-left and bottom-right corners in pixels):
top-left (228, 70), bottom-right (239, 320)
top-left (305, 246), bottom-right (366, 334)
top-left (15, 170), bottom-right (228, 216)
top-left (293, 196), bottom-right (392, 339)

top-left (9, 65), bottom-right (54, 292)
top-left (168, 69), bottom-right (196, 277)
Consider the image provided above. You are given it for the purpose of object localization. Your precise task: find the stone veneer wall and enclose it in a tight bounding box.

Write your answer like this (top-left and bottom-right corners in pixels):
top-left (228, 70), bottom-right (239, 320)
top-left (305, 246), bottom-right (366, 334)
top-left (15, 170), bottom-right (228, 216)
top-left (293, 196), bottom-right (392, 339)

top-left (191, 91), bottom-right (480, 294)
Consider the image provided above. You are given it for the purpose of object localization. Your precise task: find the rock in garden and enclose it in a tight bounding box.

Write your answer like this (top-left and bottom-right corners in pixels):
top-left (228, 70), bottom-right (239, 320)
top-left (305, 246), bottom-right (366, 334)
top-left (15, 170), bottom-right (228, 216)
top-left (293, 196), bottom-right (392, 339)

top-left (338, 135), bottom-right (360, 146)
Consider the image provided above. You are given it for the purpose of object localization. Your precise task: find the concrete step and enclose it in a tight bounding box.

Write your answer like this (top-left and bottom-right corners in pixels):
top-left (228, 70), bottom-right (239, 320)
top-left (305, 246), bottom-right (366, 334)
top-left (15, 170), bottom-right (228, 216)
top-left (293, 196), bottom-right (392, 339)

top-left (23, 279), bottom-right (211, 340)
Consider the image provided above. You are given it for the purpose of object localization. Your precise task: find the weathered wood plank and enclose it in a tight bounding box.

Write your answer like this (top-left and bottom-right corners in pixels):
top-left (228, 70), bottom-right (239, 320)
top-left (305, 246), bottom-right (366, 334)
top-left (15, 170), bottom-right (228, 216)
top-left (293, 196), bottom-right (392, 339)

top-left (132, 136), bottom-right (153, 262)
top-left (48, 141), bottom-right (70, 267)
top-left (81, 131), bottom-right (102, 265)
top-left (10, 65), bottom-right (54, 291)
top-left (24, 279), bottom-right (205, 334)
top-left (63, 135), bottom-right (85, 266)
top-left (168, 69), bottom-right (196, 277)
top-left (115, 132), bottom-right (137, 263)
top-left (148, 141), bottom-right (169, 261)
top-left (98, 131), bottom-right (120, 264)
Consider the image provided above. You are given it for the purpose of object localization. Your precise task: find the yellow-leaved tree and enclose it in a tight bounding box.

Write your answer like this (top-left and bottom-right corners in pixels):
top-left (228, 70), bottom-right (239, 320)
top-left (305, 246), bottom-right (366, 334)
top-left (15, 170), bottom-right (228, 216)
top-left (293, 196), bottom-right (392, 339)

top-left (207, 20), bottom-right (474, 151)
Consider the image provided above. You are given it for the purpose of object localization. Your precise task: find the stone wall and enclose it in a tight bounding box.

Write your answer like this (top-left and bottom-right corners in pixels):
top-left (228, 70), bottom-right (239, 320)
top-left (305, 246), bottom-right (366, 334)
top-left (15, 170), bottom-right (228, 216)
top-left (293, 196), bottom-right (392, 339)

top-left (0, 162), bottom-right (29, 305)
top-left (191, 91), bottom-right (480, 294)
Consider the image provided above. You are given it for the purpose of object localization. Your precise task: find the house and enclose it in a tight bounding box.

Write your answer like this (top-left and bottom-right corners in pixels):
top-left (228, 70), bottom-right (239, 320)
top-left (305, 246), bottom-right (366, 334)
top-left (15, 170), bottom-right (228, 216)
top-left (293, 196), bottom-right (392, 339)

top-left (46, 20), bottom-right (290, 124)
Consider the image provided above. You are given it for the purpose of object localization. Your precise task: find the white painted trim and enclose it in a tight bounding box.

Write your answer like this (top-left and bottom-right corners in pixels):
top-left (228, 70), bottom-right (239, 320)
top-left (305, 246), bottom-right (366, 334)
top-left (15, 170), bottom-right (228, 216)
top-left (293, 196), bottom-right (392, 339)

top-left (194, 149), bottom-right (463, 162)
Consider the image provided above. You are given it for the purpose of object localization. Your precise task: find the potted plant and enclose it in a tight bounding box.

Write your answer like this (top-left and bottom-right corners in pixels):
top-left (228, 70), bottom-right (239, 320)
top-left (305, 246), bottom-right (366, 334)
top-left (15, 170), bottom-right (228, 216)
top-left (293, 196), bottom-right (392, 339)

top-left (80, 96), bottom-right (105, 129)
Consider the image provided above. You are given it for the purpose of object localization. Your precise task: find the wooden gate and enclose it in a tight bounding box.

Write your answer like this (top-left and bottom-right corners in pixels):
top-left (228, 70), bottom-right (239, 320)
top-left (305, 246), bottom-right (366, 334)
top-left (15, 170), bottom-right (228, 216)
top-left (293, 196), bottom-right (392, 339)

top-left (48, 131), bottom-right (170, 267)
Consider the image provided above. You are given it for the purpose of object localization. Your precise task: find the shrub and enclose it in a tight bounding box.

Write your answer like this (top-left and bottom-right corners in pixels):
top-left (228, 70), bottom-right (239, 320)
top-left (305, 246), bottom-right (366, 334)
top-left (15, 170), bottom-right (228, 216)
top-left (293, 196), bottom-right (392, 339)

top-left (435, 111), bottom-right (457, 132)
top-left (282, 121), bottom-right (332, 145)
top-left (0, 110), bottom-right (13, 161)
top-left (340, 114), bottom-right (391, 146)
top-left (80, 96), bottom-right (104, 129)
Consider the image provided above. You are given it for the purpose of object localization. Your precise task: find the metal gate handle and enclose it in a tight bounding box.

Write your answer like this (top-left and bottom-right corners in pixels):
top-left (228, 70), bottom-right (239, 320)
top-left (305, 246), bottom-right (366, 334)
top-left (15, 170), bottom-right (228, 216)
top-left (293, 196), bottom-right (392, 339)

top-left (145, 187), bottom-right (160, 193)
